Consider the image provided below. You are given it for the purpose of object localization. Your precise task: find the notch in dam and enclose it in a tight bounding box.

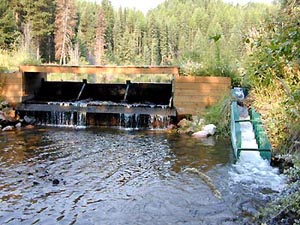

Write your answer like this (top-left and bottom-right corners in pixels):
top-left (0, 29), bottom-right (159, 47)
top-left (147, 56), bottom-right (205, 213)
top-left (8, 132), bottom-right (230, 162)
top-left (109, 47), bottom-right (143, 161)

top-left (16, 79), bottom-right (177, 129)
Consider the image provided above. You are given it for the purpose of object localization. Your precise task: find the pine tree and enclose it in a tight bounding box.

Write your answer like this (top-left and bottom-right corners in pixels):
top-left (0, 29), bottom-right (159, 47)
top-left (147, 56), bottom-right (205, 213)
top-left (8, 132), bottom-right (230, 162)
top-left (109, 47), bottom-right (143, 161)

top-left (0, 0), bottom-right (18, 49)
top-left (95, 7), bottom-right (106, 65)
top-left (77, 1), bottom-right (97, 63)
top-left (101, 0), bottom-right (115, 60)
top-left (148, 15), bottom-right (161, 65)
top-left (113, 8), bottom-right (124, 64)
top-left (160, 24), bottom-right (171, 65)
top-left (55, 0), bottom-right (77, 65)
top-left (24, 0), bottom-right (55, 59)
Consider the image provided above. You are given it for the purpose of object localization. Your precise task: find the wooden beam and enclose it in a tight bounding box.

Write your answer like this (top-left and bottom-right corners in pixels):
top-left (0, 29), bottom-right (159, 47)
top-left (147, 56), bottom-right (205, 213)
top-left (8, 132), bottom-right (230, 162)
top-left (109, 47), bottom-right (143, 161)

top-left (175, 76), bottom-right (231, 84)
top-left (19, 65), bottom-right (180, 75)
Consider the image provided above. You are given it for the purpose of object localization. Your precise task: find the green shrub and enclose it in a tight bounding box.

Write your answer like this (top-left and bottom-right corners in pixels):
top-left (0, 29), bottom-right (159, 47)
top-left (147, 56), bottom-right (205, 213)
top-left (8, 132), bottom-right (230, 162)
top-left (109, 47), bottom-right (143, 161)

top-left (0, 49), bottom-right (41, 72)
top-left (244, 0), bottom-right (300, 153)
top-left (204, 94), bottom-right (232, 137)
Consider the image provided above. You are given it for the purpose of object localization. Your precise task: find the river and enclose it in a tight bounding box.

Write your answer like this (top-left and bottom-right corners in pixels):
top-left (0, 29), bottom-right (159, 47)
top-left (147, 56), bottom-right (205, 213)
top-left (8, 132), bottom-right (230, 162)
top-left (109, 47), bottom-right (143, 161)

top-left (0, 127), bottom-right (285, 225)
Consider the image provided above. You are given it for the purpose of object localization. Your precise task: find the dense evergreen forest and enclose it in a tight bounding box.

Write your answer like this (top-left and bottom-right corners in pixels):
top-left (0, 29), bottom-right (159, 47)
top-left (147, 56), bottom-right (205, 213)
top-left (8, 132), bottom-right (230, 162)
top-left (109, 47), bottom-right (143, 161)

top-left (0, 0), bottom-right (276, 76)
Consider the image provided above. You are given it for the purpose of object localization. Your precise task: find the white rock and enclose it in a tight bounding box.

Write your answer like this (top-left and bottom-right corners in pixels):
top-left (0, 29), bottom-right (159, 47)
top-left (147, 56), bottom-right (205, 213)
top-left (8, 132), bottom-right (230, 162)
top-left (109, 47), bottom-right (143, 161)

top-left (2, 126), bottom-right (13, 131)
top-left (192, 130), bottom-right (209, 138)
top-left (203, 124), bottom-right (217, 136)
top-left (0, 113), bottom-right (5, 121)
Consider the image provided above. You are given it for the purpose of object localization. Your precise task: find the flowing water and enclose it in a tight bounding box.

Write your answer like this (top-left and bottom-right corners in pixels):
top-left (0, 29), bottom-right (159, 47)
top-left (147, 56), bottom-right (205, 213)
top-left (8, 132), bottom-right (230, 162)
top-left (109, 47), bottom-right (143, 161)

top-left (0, 127), bottom-right (285, 225)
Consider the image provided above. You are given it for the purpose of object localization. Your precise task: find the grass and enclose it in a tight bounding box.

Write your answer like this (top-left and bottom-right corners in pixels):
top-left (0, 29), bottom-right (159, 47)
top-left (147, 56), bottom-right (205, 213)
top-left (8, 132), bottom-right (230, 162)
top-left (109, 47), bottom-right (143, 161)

top-left (0, 49), bottom-right (41, 72)
top-left (204, 93), bottom-right (232, 137)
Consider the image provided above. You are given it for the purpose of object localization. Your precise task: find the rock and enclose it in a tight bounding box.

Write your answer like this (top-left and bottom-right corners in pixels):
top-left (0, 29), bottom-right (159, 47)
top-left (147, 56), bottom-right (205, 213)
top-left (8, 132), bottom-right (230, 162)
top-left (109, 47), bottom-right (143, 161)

top-left (0, 113), bottom-right (5, 121)
top-left (0, 101), bottom-right (9, 109)
top-left (15, 122), bottom-right (22, 128)
top-left (3, 109), bottom-right (16, 120)
top-left (167, 124), bottom-right (176, 130)
top-left (271, 155), bottom-right (294, 174)
top-left (2, 125), bottom-right (13, 131)
top-left (24, 115), bottom-right (36, 125)
top-left (192, 130), bottom-right (209, 138)
top-left (201, 136), bottom-right (216, 146)
top-left (192, 116), bottom-right (205, 126)
top-left (52, 179), bottom-right (60, 185)
top-left (33, 181), bottom-right (40, 186)
top-left (203, 124), bottom-right (217, 136)
top-left (177, 118), bottom-right (193, 128)
top-left (167, 124), bottom-right (177, 133)
top-left (25, 124), bottom-right (35, 129)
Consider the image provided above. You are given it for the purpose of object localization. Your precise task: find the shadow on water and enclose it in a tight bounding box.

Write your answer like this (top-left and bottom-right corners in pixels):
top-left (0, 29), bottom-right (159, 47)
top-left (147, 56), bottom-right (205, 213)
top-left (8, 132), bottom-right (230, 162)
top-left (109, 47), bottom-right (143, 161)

top-left (0, 128), bottom-right (284, 225)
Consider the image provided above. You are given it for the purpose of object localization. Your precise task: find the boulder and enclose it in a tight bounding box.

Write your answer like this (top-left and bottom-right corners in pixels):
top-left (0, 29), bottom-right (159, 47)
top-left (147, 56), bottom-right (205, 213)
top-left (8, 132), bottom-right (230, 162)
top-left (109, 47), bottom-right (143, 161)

top-left (177, 119), bottom-right (194, 129)
top-left (203, 124), bottom-right (217, 136)
top-left (192, 130), bottom-right (209, 138)
top-left (177, 118), bottom-right (191, 128)
top-left (2, 125), bottom-right (13, 131)
top-left (3, 109), bottom-right (16, 120)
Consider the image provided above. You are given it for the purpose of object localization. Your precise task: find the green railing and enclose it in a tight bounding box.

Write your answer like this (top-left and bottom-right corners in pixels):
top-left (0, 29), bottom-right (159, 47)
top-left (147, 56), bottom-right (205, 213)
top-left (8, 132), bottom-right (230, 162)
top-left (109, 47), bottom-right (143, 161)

top-left (231, 101), bottom-right (272, 161)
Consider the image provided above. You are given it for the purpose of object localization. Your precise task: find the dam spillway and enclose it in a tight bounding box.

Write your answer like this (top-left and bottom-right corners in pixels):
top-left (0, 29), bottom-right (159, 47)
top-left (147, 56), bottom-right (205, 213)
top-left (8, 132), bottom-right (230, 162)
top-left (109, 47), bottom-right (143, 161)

top-left (16, 79), bottom-right (176, 128)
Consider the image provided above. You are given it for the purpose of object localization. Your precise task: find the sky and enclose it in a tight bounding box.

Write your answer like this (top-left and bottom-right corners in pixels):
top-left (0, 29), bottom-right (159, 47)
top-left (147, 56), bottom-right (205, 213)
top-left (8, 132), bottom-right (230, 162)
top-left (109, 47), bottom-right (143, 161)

top-left (106, 0), bottom-right (275, 14)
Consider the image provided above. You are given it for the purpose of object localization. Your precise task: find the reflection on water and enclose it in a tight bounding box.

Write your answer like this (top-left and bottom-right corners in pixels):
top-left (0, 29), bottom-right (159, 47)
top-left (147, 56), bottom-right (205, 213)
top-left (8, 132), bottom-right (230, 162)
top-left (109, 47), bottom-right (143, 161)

top-left (0, 128), bottom-right (284, 225)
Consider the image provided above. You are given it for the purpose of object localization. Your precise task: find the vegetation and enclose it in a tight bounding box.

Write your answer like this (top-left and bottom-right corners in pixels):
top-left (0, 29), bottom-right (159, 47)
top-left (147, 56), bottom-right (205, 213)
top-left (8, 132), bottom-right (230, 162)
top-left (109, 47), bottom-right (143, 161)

top-left (0, 0), bottom-right (275, 78)
top-left (204, 93), bottom-right (232, 137)
top-left (244, 0), bottom-right (300, 154)
top-left (0, 49), bottom-right (41, 72)
top-left (242, 0), bottom-right (300, 223)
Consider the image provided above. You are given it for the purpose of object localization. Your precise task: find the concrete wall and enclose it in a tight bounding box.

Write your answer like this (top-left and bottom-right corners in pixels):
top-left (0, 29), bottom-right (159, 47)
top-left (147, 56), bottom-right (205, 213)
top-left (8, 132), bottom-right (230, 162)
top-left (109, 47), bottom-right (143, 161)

top-left (0, 72), bottom-right (23, 105)
top-left (0, 72), bottom-right (46, 105)
top-left (173, 76), bottom-right (231, 115)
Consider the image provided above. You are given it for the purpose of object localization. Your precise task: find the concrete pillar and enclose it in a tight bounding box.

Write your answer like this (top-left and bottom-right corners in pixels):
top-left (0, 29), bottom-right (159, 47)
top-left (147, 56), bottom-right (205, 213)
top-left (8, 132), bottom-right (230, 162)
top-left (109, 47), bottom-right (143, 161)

top-left (0, 72), bottom-right (46, 105)
top-left (0, 72), bottom-right (23, 106)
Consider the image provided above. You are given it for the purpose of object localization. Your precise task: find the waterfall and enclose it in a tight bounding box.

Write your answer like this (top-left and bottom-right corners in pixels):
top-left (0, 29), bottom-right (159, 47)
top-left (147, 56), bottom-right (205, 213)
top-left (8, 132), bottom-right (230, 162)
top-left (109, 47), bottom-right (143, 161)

top-left (26, 101), bottom-right (173, 129)
top-left (119, 113), bottom-right (171, 130)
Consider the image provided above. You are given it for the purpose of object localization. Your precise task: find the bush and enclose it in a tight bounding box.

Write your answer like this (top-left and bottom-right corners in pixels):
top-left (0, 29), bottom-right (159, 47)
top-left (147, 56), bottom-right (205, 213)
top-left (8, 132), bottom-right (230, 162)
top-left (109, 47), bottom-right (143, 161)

top-left (244, 0), bottom-right (300, 153)
top-left (204, 94), bottom-right (232, 137)
top-left (0, 49), bottom-right (41, 72)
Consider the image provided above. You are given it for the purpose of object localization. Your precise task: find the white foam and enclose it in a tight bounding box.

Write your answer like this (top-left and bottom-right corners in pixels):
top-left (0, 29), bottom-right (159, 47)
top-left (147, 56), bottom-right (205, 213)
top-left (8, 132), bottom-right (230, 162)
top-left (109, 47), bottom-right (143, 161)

top-left (230, 151), bottom-right (286, 192)
top-left (239, 122), bottom-right (258, 149)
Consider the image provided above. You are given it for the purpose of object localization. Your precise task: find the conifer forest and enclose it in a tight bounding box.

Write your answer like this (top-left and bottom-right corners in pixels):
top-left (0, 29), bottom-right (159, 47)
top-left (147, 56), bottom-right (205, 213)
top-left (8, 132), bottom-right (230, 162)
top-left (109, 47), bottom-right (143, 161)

top-left (0, 0), bottom-right (275, 75)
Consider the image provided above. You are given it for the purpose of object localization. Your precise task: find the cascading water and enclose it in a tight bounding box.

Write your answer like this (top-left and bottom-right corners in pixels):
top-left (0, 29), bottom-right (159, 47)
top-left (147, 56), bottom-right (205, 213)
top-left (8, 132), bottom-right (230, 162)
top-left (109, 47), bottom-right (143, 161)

top-left (118, 112), bottom-right (171, 130)
top-left (230, 88), bottom-right (286, 193)
top-left (41, 101), bottom-right (89, 128)
top-left (17, 80), bottom-right (176, 129)
top-left (229, 151), bottom-right (286, 192)
top-left (27, 101), bottom-right (172, 129)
